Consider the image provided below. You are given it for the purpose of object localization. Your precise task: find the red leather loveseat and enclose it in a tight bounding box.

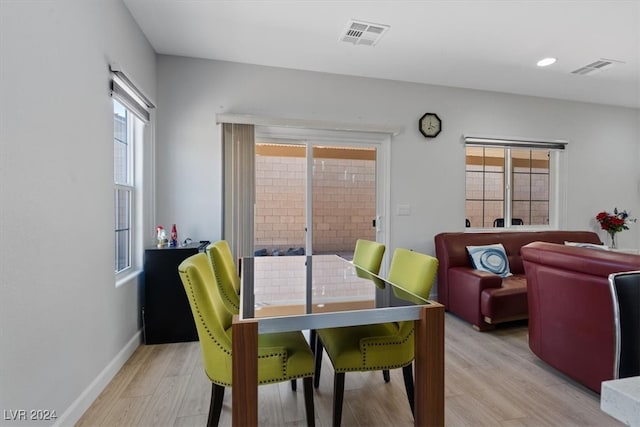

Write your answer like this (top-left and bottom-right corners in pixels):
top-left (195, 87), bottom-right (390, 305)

top-left (434, 231), bottom-right (601, 331)
top-left (522, 242), bottom-right (640, 392)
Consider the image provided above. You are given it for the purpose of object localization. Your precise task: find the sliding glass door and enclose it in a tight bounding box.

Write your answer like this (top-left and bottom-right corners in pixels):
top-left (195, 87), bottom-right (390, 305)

top-left (254, 127), bottom-right (386, 259)
top-left (254, 142), bottom-right (307, 256)
top-left (311, 145), bottom-right (377, 256)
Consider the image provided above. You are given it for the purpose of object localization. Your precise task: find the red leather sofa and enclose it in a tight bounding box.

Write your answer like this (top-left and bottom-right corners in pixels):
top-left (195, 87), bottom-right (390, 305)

top-left (521, 242), bottom-right (640, 392)
top-left (434, 231), bottom-right (602, 331)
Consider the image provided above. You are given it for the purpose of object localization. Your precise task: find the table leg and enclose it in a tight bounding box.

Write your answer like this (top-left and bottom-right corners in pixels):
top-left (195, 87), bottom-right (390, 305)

top-left (414, 302), bottom-right (445, 426)
top-left (232, 315), bottom-right (258, 427)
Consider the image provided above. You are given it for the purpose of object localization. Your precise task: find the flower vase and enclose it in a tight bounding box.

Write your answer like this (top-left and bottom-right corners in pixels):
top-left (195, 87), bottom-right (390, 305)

top-left (608, 232), bottom-right (617, 249)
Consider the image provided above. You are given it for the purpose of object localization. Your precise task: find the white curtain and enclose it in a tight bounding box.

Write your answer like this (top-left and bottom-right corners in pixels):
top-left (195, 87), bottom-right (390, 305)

top-left (222, 123), bottom-right (255, 259)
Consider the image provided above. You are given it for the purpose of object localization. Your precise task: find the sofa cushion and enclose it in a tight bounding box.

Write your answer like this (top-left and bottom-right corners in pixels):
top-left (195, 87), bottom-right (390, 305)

top-left (480, 275), bottom-right (528, 322)
top-left (564, 241), bottom-right (608, 250)
top-left (467, 243), bottom-right (513, 277)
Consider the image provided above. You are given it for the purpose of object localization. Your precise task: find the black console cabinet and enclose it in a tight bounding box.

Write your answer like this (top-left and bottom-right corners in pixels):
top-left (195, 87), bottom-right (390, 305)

top-left (142, 242), bottom-right (207, 344)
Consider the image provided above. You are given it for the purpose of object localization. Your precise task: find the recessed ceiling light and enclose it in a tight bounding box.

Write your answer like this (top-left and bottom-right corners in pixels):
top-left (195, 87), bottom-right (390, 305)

top-left (537, 57), bottom-right (557, 67)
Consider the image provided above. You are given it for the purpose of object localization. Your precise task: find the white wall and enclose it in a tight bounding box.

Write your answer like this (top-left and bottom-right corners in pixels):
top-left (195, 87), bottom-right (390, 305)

top-left (156, 56), bottom-right (640, 254)
top-left (0, 1), bottom-right (155, 425)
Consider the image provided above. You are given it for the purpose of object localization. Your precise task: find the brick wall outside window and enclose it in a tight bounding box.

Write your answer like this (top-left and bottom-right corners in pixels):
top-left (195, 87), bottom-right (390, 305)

top-left (466, 149), bottom-right (550, 227)
top-left (255, 151), bottom-right (376, 254)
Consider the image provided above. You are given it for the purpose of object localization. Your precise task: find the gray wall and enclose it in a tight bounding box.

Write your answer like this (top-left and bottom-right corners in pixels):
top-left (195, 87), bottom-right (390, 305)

top-left (156, 55), bottom-right (640, 254)
top-left (0, 1), bottom-right (155, 425)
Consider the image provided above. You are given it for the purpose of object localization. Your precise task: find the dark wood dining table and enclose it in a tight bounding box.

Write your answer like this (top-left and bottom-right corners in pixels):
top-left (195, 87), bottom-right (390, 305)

top-left (231, 254), bottom-right (444, 426)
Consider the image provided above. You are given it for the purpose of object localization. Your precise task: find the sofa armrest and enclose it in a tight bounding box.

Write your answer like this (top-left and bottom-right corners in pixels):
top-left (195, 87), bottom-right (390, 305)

top-left (448, 267), bottom-right (503, 292)
top-left (447, 267), bottom-right (503, 330)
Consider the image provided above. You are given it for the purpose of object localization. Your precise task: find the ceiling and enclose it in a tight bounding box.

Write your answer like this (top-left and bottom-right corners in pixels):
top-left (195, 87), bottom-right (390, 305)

top-left (123, 0), bottom-right (640, 109)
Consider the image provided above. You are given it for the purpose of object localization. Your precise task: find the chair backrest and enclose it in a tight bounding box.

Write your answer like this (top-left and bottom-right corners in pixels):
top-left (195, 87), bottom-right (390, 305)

top-left (179, 253), bottom-right (233, 385)
top-left (493, 218), bottom-right (524, 227)
top-left (352, 239), bottom-right (385, 275)
top-left (387, 248), bottom-right (438, 300)
top-left (388, 248), bottom-right (439, 340)
top-left (206, 240), bottom-right (241, 313)
top-left (608, 271), bottom-right (640, 379)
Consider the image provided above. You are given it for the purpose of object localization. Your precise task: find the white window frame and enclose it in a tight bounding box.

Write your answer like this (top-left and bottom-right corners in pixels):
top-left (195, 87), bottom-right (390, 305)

top-left (111, 68), bottom-right (154, 286)
top-left (114, 99), bottom-right (134, 275)
top-left (464, 135), bottom-right (568, 230)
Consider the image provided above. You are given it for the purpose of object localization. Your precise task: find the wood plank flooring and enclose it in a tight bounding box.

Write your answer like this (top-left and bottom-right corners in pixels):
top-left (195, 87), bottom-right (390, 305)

top-left (77, 314), bottom-right (622, 426)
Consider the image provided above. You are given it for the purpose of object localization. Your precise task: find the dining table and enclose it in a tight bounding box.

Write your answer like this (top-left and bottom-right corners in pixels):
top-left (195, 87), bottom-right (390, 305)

top-left (231, 253), bottom-right (444, 426)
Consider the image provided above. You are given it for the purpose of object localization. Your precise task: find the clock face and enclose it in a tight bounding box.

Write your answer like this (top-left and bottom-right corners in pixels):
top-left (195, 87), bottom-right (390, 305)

top-left (419, 113), bottom-right (442, 138)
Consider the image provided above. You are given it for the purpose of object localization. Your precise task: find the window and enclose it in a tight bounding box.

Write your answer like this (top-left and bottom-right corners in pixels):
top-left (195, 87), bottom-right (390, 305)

top-left (110, 68), bottom-right (154, 279)
top-left (114, 99), bottom-right (134, 273)
top-left (464, 136), bottom-right (566, 229)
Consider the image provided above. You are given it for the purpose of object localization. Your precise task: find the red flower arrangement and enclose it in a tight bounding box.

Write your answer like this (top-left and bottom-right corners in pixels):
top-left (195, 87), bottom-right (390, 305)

top-left (595, 208), bottom-right (636, 248)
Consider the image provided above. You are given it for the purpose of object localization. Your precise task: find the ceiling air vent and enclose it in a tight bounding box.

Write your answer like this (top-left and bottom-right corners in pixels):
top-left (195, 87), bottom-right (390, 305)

top-left (340, 19), bottom-right (390, 46)
top-left (571, 58), bottom-right (623, 75)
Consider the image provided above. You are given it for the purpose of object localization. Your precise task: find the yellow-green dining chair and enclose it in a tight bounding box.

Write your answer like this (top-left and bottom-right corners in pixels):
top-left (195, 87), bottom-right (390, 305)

top-left (311, 238), bottom-right (386, 380)
top-left (352, 238), bottom-right (386, 275)
top-left (205, 240), bottom-right (240, 313)
top-left (314, 248), bottom-right (438, 427)
top-left (352, 239), bottom-right (390, 380)
top-left (206, 240), bottom-right (300, 391)
top-left (178, 253), bottom-right (316, 426)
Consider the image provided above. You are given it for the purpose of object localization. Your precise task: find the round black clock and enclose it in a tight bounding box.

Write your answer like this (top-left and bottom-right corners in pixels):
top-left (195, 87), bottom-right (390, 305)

top-left (419, 113), bottom-right (442, 138)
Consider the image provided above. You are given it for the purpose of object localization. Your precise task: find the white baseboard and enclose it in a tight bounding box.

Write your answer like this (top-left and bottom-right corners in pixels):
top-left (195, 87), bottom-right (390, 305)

top-left (54, 330), bottom-right (142, 427)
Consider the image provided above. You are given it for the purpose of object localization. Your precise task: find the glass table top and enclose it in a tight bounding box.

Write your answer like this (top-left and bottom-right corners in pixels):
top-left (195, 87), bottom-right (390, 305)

top-left (240, 254), bottom-right (430, 332)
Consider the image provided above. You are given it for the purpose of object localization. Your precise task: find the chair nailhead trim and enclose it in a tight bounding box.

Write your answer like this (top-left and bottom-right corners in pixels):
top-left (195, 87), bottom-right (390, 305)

top-left (360, 325), bottom-right (414, 368)
top-left (184, 275), bottom-right (233, 387)
top-left (210, 257), bottom-right (240, 311)
top-left (335, 363), bottom-right (409, 373)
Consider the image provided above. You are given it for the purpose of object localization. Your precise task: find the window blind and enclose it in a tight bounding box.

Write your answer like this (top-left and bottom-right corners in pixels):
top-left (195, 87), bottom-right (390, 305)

top-left (222, 123), bottom-right (255, 259)
top-left (110, 66), bottom-right (155, 122)
top-left (464, 135), bottom-right (567, 150)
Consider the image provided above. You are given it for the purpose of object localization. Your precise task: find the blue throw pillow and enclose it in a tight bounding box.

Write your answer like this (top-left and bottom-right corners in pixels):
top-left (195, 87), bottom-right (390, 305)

top-left (466, 243), bottom-right (513, 277)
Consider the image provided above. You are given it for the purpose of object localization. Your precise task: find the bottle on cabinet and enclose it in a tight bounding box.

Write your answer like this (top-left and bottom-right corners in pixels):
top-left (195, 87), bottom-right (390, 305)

top-left (170, 224), bottom-right (178, 247)
top-left (156, 225), bottom-right (168, 248)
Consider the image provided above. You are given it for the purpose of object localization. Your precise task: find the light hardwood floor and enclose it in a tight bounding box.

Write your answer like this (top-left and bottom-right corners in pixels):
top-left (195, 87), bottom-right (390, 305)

top-left (77, 314), bottom-right (622, 426)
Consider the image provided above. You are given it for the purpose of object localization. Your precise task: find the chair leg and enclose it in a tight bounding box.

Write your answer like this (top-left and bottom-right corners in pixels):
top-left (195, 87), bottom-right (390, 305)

top-left (303, 376), bottom-right (316, 427)
top-left (310, 329), bottom-right (317, 354)
top-left (208, 383), bottom-right (225, 427)
top-left (382, 369), bottom-right (390, 383)
top-left (291, 379), bottom-right (297, 391)
top-left (314, 337), bottom-right (324, 388)
top-left (401, 364), bottom-right (415, 417)
top-left (333, 372), bottom-right (345, 427)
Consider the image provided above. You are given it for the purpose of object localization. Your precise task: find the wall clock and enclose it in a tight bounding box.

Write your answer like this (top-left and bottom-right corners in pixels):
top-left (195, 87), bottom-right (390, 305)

top-left (419, 113), bottom-right (442, 138)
